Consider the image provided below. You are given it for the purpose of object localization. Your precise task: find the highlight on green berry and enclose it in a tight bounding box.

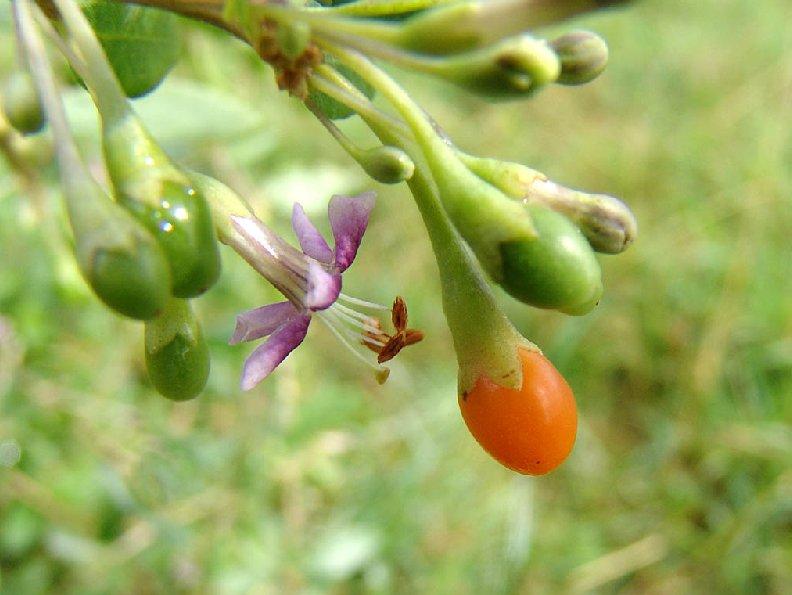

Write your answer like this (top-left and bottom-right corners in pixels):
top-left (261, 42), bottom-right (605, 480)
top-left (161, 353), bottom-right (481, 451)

top-left (144, 298), bottom-right (210, 401)
top-left (1, 71), bottom-right (46, 135)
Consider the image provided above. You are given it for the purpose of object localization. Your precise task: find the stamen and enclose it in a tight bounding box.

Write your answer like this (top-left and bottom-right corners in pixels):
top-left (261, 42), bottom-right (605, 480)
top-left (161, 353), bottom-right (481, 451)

top-left (337, 293), bottom-right (391, 311)
top-left (317, 312), bottom-right (389, 374)
top-left (333, 301), bottom-right (383, 326)
top-left (324, 308), bottom-right (387, 346)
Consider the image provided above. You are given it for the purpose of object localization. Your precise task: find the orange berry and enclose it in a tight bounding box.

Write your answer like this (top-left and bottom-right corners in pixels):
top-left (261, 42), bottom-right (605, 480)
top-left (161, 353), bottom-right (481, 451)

top-left (459, 348), bottom-right (577, 475)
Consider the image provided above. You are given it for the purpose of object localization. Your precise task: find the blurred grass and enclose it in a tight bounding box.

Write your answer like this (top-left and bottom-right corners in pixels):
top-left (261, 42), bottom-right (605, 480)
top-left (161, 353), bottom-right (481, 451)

top-left (1, 0), bottom-right (791, 593)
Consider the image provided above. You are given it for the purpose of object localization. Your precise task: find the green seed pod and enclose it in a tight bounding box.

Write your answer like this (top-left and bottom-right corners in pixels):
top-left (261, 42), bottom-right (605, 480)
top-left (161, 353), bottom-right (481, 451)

top-left (550, 30), bottom-right (609, 86)
top-left (500, 203), bottom-right (603, 315)
top-left (421, 35), bottom-right (560, 99)
top-left (1, 71), bottom-right (46, 135)
top-left (79, 0), bottom-right (180, 98)
top-left (144, 298), bottom-right (210, 401)
top-left (103, 115), bottom-right (221, 298)
top-left (68, 178), bottom-right (171, 320)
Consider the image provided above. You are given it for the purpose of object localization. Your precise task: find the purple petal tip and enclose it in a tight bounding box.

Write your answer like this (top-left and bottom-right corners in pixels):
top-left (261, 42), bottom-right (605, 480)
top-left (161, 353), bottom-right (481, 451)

top-left (329, 191), bottom-right (375, 272)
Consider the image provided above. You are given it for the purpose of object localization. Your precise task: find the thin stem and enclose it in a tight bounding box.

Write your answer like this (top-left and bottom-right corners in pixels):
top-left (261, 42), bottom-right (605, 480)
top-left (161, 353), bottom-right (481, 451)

top-left (309, 67), bottom-right (409, 140)
top-left (317, 41), bottom-right (452, 176)
top-left (12, 0), bottom-right (89, 195)
top-left (310, 0), bottom-right (456, 17)
top-left (305, 97), bottom-right (365, 160)
top-left (310, 28), bottom-right (458, 79)
top-left (256, 3), bottom-right (402, 47)
top-left (33, 7), bottom-right (90, 83)
top-left (51, 0), bottom-right (130, 124)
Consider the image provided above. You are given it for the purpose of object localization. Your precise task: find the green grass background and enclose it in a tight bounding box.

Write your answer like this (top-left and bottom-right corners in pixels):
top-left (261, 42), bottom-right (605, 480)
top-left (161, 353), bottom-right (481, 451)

top-left (0, 0), bottom-right (790, 593)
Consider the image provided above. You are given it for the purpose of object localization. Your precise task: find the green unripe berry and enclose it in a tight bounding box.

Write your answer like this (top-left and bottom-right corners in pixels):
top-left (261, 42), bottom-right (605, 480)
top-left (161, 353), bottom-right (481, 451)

top-left (103, 116), bottom-right (221, 298)
top-left (118, 179), bottom-right (221, 297)
top-left (1, 72), bottom-right (46, 135)
top-left (68, 180), bottom-right (172, 320)
top-left (145, 298), bottom-right (210, 400)
top-left (86, 240), bottom-right (171, 319)
top-left (500, 204), bottom-right (603, 315)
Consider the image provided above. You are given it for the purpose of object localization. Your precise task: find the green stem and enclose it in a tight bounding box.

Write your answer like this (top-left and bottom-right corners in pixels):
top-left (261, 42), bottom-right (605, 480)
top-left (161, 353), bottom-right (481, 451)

top-left (256, 3), bottom-right (403, 47)
top-left (308, 67), bottom-right (411, 141)
top-left (51, 0), bottom-right (131, 124)
top-left (12, 0), bottom-right (91, 198)
top-left (305, 97), bottom-right (367, 160)
top-left (312, 0), bottom-right (457, 17)
top-left (381, 127), bottom-right (530, 391)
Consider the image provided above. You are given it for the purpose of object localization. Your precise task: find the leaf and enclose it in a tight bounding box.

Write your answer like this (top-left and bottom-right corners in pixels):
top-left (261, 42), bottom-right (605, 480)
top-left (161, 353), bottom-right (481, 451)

top-left (79, 0), bottom-right (180, 98)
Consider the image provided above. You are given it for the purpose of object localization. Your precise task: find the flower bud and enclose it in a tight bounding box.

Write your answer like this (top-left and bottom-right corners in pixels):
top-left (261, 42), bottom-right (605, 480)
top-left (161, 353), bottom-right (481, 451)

top-left (550, 30), bottom-right (609, 86)
top-left (461, 154), bottom-right (636, 254)
top-left (103, 116), bottom-right (221, 297)
top-left (528, 179), bottom-right (637, 254)
top-left (357, 145), bottom-right (415, 184)
top-left (500, 203), bottom-right (602, 315)
top-left (424, 35), bottom-right (560, 99)
top-left (1, 72), bottom-right (46, 135)
top-left (144, 298), bottom-right (210, 401)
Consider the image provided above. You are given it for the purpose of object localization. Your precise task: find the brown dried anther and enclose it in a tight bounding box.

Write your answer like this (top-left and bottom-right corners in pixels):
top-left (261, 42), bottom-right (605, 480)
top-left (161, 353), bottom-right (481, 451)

top-left (361, 296), bottom-right (424, 364)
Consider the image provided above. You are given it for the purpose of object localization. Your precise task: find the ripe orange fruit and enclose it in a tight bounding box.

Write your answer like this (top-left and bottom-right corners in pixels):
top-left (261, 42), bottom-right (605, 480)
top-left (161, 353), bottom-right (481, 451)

top-left (459, 347), bottom-right (577, 475)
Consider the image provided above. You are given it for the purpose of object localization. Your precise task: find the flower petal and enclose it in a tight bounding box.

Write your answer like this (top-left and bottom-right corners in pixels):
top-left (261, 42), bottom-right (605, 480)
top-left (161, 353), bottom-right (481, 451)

top-left (229, 301), bottom-right (300, 345)
top-left (328, 191), bottom-right (375, 272)
top-left (305, 261), bottom-right (341, 311)
top-left (240, 314), bottom-right (311, 390)
top-left (292, 203), bottom-right (333, 263)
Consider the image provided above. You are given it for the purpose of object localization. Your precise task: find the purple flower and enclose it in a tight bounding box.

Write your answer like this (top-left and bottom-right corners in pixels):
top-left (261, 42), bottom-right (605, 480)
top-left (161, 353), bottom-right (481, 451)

top-left (228, 191), bottom-right (396, 390)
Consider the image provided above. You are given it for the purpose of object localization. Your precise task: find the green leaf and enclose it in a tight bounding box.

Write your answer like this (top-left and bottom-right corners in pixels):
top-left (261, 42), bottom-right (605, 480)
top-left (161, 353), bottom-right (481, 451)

top-left (79, 0), bottom-right (180, 98)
